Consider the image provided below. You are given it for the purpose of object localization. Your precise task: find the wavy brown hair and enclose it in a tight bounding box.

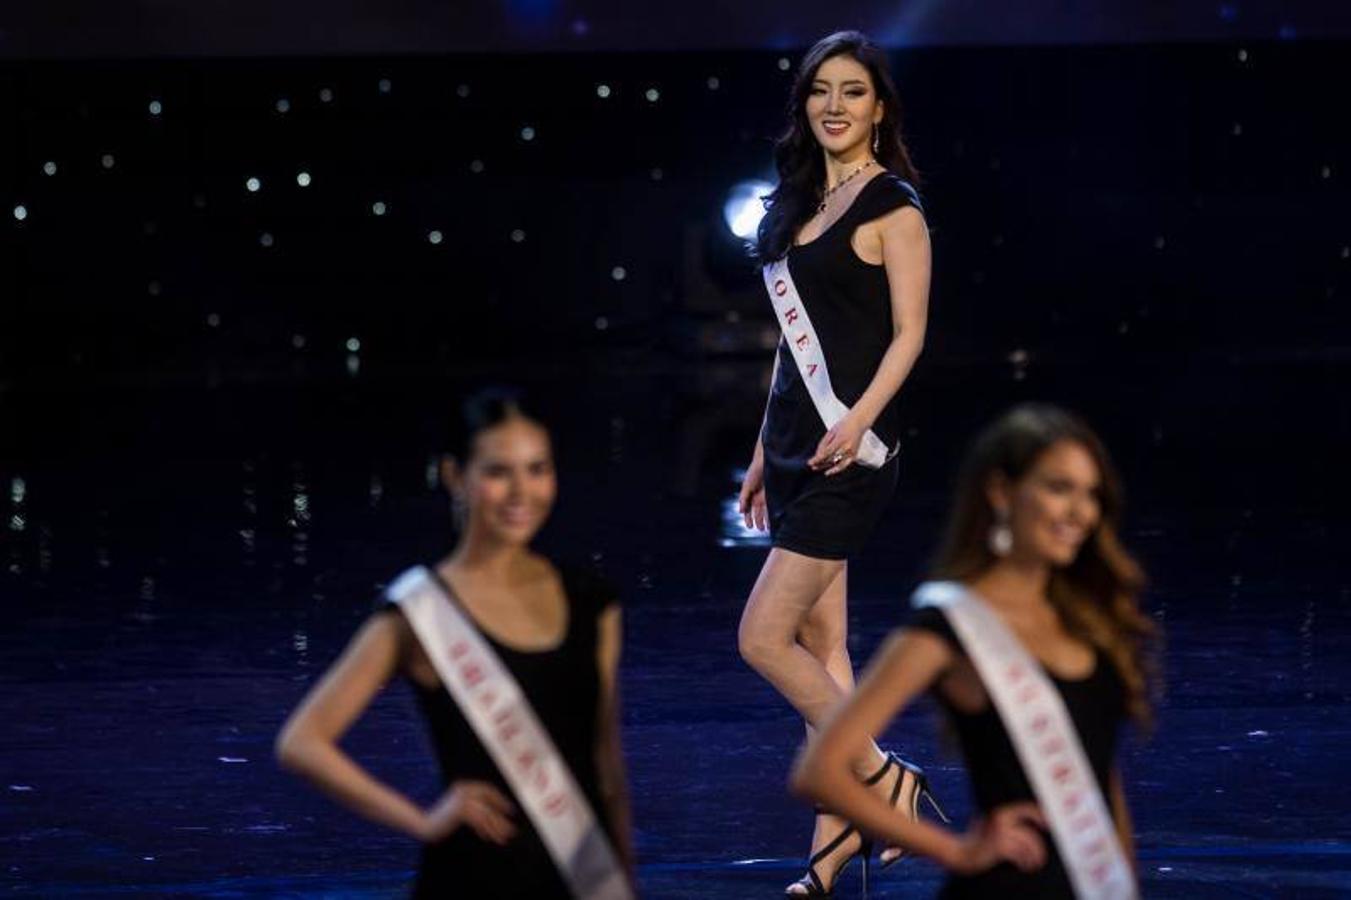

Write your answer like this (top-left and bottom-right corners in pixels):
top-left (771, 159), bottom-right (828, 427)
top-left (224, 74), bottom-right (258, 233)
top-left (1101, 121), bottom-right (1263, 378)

top-left (754, 30), bottom-right (921, 261)
top-left (932, 404), bottom-right (1160, 728)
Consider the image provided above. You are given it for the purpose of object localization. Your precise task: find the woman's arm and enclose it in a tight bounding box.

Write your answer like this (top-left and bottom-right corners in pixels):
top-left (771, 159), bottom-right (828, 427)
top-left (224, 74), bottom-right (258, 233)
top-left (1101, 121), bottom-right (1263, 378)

top-left (812, 205), bottom-right (931, 472)
top-left (595, 605), bottom-right (635, 874)
top-left (855, 205), bottom-right (931, 425)
top-left (275, 613), bottom-right (434, 839)
top-left (740, 343), bottom-right (780, 530)
top-left (792, 628), bottom-right (1047, 874)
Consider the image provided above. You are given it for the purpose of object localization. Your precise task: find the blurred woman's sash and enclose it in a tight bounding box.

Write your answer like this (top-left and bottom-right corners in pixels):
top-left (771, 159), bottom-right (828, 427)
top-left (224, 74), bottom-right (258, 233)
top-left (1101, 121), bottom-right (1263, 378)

top-left (388, 566), bottom-right (632, 900)
top-left (762, 257), bottom-right (896, 469)
top-left (912, 581), bottom-right (1137, 900)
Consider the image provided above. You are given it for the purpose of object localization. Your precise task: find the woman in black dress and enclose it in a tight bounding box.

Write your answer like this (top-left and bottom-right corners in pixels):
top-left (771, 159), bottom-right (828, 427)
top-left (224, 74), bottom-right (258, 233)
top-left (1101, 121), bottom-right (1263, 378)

top-left (735, 30), bottom-right (938, 896)
top-left (792, 405), bottom-right (1159, 897)
top-left (275, 389), bottom-right (633, 898)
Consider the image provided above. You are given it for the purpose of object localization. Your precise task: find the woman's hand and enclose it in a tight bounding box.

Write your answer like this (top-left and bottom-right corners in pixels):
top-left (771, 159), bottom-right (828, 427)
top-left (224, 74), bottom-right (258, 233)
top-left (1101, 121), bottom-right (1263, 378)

top-left (809, 412), bottom-right (867, 475)
top-left (421, 780), bottom-right (518, 845)
top-left (946, 802), bottom-right (1048, 875)
top-left (739, 445), bottom-right (769, 531)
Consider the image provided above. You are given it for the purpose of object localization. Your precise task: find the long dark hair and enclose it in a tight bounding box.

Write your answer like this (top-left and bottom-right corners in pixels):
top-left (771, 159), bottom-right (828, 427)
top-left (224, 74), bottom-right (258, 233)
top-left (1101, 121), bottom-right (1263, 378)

top-left (754, 31), bottom-right (921, 261)
top-left (932, 405), bottom-right (1160, 728)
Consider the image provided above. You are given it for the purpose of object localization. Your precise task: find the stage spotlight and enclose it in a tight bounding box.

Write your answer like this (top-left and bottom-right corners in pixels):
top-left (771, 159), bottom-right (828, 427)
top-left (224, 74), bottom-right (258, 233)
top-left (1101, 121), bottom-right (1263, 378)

top-left (723, 180), bottom-right (774, 241)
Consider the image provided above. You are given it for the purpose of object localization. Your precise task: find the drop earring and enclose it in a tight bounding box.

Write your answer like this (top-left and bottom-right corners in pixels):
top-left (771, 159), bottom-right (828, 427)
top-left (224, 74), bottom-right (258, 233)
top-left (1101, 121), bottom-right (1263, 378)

top-left (988, 509), bottom-right (1013, 557)
top-left (872, 123), bottom-right (880, 155)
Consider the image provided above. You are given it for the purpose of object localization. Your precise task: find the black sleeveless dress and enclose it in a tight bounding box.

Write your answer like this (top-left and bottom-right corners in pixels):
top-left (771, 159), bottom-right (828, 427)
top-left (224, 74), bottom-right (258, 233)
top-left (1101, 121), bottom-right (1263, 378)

top-left (907, 606), bottom-right (1129, 898)
top-left (383, 563), bottom-right (619, 898)
top-left (762, 172), bottom-right (923, 560)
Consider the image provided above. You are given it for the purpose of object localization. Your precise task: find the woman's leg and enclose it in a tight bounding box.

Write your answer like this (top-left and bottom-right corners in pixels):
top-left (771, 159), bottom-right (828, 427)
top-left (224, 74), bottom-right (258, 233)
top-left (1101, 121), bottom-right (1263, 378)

top-left (739, 549), bottom-right (886, 772)
top-left (790, 563), bottom-right (877, 882)
top-left (739, 549), bottom-right (852, 728)
top-left (796, 562), bottom-right (855, 713)
top-left (747, 555), bottom-right (914, 883)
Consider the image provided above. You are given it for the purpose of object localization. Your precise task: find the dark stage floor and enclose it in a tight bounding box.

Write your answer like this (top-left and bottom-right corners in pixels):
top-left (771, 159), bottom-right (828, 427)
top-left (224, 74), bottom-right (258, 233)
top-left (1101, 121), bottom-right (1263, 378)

top-left (2, 359), bottom-right (1347, 897)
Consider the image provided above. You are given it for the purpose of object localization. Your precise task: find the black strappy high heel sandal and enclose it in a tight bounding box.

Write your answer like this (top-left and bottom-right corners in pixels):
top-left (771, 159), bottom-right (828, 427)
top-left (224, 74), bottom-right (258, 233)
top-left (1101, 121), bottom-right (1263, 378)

top-left (877, 753), bottom-right (950, 870)
top-left (783, 813), bottom-right (874, 897)
top-left (784, 754), bottom-right (897, 897)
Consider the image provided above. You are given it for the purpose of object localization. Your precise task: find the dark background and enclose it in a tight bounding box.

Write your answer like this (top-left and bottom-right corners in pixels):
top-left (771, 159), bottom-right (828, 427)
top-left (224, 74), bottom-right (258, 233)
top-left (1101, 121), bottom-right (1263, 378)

top-left (4, 0), bottom-right (1351, 56)
top-left (3, 40), bottom-right (1347, 507)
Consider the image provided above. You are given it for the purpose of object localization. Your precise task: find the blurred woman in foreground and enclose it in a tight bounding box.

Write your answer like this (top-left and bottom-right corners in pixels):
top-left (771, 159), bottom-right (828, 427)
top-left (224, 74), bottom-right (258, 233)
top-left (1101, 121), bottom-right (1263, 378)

top-left (794, 405), bottom-right (1157, 898)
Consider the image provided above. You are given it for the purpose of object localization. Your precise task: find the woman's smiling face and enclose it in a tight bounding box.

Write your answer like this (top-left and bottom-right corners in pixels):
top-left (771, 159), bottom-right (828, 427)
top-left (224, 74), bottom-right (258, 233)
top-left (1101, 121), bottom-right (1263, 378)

top-left (804, 54), bottom-right (883, 157)
top-left (1000, 439), bottom-right (1104, 568)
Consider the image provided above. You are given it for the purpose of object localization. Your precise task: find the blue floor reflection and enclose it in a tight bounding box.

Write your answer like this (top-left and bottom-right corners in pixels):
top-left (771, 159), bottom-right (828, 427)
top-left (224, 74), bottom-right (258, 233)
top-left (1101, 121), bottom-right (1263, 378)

top-left (1, 363), bottom-right (1348, 897)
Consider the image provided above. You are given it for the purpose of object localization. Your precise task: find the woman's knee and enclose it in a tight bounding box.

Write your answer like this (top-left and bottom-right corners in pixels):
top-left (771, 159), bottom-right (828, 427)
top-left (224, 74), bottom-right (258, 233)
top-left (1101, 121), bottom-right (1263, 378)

top-left (737, 617), bottom-right (765, 669)
top-left (738, 613), bottom-right (782, 672)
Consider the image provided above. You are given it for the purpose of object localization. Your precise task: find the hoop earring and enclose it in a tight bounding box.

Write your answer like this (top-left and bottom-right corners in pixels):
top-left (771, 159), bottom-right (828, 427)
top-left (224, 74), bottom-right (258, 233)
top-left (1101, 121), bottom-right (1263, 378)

top-left (988, 509), bottom-right (1013, 557)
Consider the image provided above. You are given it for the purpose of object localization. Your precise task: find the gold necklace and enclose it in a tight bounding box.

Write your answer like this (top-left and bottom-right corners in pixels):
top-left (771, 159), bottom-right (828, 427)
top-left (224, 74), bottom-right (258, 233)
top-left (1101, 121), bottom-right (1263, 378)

top-left (817, 159), bottom-right (876, 213)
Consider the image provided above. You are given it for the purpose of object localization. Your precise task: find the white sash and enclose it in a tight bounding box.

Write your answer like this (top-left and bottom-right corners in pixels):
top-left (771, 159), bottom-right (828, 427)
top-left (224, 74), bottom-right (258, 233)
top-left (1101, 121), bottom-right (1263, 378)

top-left (762, 257), bottom-right (897, 469)
top-left (912, 581), bottom-right (1137, 899)
top-left (387, 566), bottom-right (632, 900)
